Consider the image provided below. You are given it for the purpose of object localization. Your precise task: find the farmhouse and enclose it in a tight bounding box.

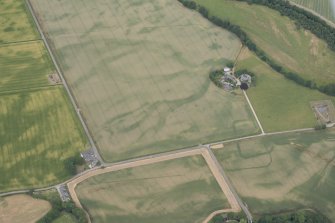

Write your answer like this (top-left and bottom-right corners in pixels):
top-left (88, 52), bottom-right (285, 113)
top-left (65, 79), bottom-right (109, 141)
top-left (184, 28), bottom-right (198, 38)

top-left (223, 67), bottom-right (232, 75)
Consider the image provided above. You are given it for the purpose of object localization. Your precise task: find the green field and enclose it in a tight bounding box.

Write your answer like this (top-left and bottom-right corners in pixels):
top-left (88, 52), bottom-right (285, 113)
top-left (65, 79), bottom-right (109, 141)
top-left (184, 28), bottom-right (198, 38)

top-left (76, 155), bottom-right (229, 223)
top-left (30, 0), bottom-right (260, 162)
top-left (0, 87), bottom-right (87, 191)
top-left (52, 213), bottom-right (77, 223)
top-left (214, 130), bottom-right (335, 221)
top-left (236, 48), bottom-right (335, 132)
top-left (0, 0), bottom-right (88, 192)
top-left (0, 0), bottom-right (38, 43)
top-left (290, 0), bottom-right (335, 23)
top-left (194, 0), bottom-right (335, 87)
top-left (0, 41), bottom-right (53, 92)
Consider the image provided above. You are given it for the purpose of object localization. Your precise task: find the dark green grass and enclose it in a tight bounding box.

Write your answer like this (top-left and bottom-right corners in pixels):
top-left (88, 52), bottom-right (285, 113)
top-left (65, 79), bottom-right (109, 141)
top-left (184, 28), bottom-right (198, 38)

top-left (214, 130), bottom-right (335, 221)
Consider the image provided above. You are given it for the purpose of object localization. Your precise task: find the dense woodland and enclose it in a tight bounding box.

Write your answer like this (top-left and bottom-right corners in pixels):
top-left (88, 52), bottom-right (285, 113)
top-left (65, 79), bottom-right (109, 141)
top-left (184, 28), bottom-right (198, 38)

top-left (178, 0), bottom-right (335, 96)
top-left (256, 210), bottom-right (332, 223)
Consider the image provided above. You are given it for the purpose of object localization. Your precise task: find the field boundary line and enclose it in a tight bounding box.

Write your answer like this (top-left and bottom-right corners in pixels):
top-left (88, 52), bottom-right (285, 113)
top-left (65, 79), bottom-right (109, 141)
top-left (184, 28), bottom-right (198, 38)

top-left (0, 39), bottom-right (41, 48)
top-left (25, 0), bottom-right (104, 164)
top-left (243, 90), bottom-right (264, 134)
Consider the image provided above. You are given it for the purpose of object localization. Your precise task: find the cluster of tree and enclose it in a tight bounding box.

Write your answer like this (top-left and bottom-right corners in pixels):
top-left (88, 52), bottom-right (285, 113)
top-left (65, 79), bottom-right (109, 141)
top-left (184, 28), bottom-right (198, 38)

top-left (256, 210), bottom-right (331, 223)
top-left (235, 69), bottom-right (257, 86)
top-left (33, 191), bottom-right (87, 223)
top-left (211, 212), bottom-right (247, 223)
top-left (314, 123), bottom-right (327, 130)
top-left (177, 0), bottom-right (335, 96)
top-left (209, 69), bottom-right (225, 88)
top-left (64, 153), bottom-right (85, 175)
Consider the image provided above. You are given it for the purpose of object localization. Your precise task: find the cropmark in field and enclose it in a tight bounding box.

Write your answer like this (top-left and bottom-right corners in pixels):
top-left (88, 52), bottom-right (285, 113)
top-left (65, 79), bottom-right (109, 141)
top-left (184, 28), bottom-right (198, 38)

top-left (0, 0), bottom-right (88, 192)
top-left (30, 0), bottom-right (260, 161)
top-left (214, 130), bottom-right (335, 221)
top-left (76, 155), bottom-right (230, 223)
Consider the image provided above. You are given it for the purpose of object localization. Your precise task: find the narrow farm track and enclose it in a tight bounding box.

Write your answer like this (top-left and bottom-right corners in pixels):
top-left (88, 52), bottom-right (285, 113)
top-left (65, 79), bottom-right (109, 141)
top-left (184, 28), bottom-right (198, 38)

top-left (243, 90), bottom-right (265, 135)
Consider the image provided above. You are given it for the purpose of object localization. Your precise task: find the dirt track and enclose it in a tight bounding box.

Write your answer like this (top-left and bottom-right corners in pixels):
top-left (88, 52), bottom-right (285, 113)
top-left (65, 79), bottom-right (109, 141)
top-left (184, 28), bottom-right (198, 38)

top-left (67, 147), bottom-right (240, 222)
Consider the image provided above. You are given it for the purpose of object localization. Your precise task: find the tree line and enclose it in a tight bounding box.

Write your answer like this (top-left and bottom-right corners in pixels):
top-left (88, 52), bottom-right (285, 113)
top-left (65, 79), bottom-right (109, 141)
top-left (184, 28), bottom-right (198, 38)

top-left (177, 0), bottom-right (335, 96)
top-left (257, 210), bottom-right (331, 223)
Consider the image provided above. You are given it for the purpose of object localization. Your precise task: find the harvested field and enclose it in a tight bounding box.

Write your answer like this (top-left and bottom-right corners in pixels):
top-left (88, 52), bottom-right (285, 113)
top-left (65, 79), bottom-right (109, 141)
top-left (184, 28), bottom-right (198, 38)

top-left (194, 0), bottom-right (335, 87)
top-left (30, 0), bottom-right (260, 161)
top-left (0, 41), bottom-right (53, 92)
top-left (236, 48), bottom-right (335, 132)
top-left (0, 0), bottom-right (38, 43)
top-left (214, 130), bottom-right (335, 221)
top-left (0, 87), bottom-right (87, 191)
top-left (0, 194), bottom-right (51, 223)
top-left (76, 155), bottom-right (230, 223)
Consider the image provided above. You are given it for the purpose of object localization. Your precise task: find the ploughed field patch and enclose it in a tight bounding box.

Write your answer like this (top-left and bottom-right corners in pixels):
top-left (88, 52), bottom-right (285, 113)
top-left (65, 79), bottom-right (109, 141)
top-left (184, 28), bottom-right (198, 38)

top-left (0, 194), bottom-right (51, 223)
top-left (30, 0), bottom-right (260, 161)
top-left (214, 130), bottom-right (335, 222)
top-left (76, 155), bottom-right (229, 223)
